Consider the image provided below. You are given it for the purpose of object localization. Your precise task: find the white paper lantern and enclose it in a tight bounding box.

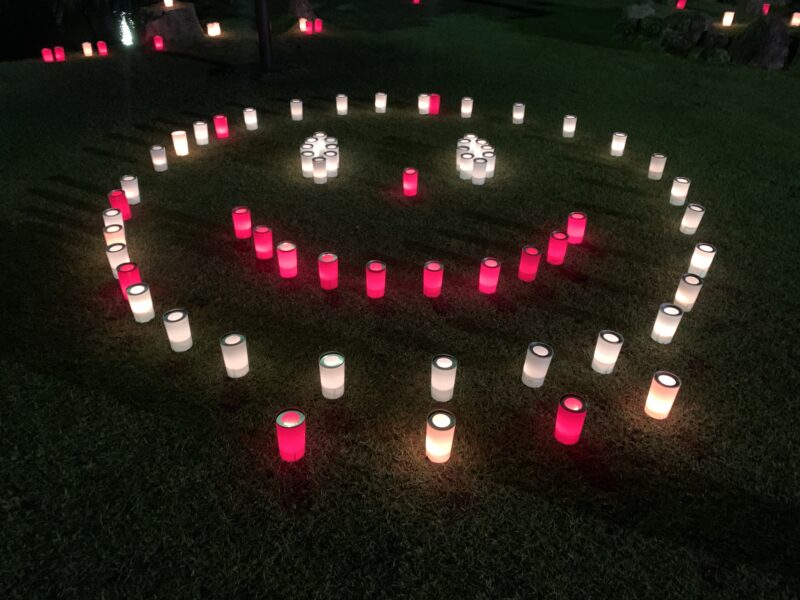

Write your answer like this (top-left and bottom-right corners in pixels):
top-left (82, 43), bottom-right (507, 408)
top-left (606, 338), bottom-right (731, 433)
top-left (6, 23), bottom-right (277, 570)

top-left (150, 145), bottom-right (168, 172)
top-left (483, 151), bottom-right (496, 178)
top-left (82, 42), bottom-right (93, 56)
top-left (610, 132), bottom-right (627, 157)
top-left (207, 22), bottom-right (221, 37)
top-left (562, 114), bottom-right (577, 138)
top-left (674, 273), bottom-right (703, 312)
top-left (220, 333), bottom-right (249, 378)
top-left (171, 131), bottom-right (189, 156)
top-left (461, 97), bottom-right (473, 118)
top-left (472, 158), bottom-right (487, 186)
top-left (324, 150), bottom-right (339, 177)
top-left (458, 152), bottom-right (474, 180)
top-left (103, 208), bottom-right (124, 228)
top-left (290, 99), bottom-right (303, 121)
top-left (792, 12), bottom-right (800, 27)
top-left (648, 153), bottom-right (667, 180)
top-left (644, 371), bottom-right (681, 420)
top-left (375, 92), bottom-right (387, 113)
top-left (162, 308), bottom-right (192, 352)
top-left (300, 150), bottom-right (315, 178)
top-left (680, 203), bottom-right (705, 235)
top-left (418, 94), bottom-right (430, 115)
top-left (126, 283), bottom-right (155, 323)
top-left (319, 352), bottom-right (345, 399)
top-left (106, 243), bottom-right (129, 279)
top-left (313, 157), bottom-right (327, 184)
top-left (651, 303), bottom-right (683, 344)
top-left (688, 242), bottom-right (716, 277)
top-left (670, 177), bottom-right (691, 206)
top-left (456, 145), bottom-right (469, 170)
top-left (103, 224), bottom-right (126, 246)
top-left (431, 355), bottom-right (457, 402)
top-left (522, 342), bottom-right (554, 388)
top-left (722, 11), bottom-right (734, 27)
top-left (193, 121), bottom-right (209, 145)
top-left (336, 94), bottom-right (348, 115)
top-left (591, 330), bottom-right (624, 374)
top-left (120, 175), bottom-right (140, 205)
top-left (512, 102), bottom-right (525, 124)
top-left (243, 107), bottom-right (258, 131)
top-left (426, 410), bottom-right (456, 463)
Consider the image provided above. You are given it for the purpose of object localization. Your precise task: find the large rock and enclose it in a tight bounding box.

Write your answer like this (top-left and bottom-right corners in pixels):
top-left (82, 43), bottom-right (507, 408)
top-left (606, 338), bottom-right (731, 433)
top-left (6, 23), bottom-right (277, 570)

top-left (624, 2), bottom-right (656, 20)
top-left (661, 11), bottom-right (711, 54)
top-left (139, 1), bottom-right (204, 48)
top-left (730, 16), bottom-right (791, 70)
top-left (289, 0), bottom-right (316, 19)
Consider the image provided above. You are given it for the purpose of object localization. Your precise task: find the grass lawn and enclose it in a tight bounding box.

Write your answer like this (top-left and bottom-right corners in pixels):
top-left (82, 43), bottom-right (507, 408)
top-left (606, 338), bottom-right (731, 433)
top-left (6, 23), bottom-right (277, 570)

top-left (2, 0), bottom-right (799, 596)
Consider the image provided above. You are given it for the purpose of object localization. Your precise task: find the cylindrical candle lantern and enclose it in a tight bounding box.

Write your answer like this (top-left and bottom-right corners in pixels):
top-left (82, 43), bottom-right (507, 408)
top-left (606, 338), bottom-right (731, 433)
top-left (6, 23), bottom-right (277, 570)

top-left (319, 352), bottom-right (345, 399)
top-left (300, 151), bottom-right (315, 178)
top-left (171, 130), bottom-right (189, 156)
top-left (429, 93), bottom-right (441, 115)
top-left (566, 212), bottom-right (587, 245)
top-left (220, 332), bottom-right (249, 378)
top-left (150, 145), bottom-right (168, 172)
top-left (676, 0), bottom-right (687, 8)
top-left (103, 208), bottom-right (124, 228)
top-left (119, 175), bottom-right (140, 205)
top-left (426, 410), bottom-right (456, 463)
top-left (153, 35), bottom-right (164, 51)
top-left (314, 18), bottom-right (323, 33)
top-left (277, 242), bottom-right (298, 278)
top-left (688, 242), bottom-right (717, 277)
top-left (402, 168), bottom-right (418, 197)
top-left (162, 309), bottom-right (192, 352)
top-left (193, 121), bottom-right (209, 145)
top-left (610, 132), bottom-right (627, 157)
top-left (461, 97), bottom-right (473, 118)
top-left (213, 114), bottom-right (229, 139)
top-left (546, 231), bottom-right (569, 266)
top-left (562, 114), bottom-right (577, 138)
top-left (304, 22), bottom-right (313, 35)
top-left (97, 41), bottom-right (108, 55)
top-left (298, 17), bottom-right (307, 32)
top-left (366, 260), bottom-right (387, 298)
top-left (456, 145), bottom-right (469, 170)
top-left (645, 371), bottom-right (682, 420)
top-left (126, 283), bottom-right (155, 323)
top-left (42, 48), bottom-right (54, 63)
top-left (670, 177), bottom-right (691, 206)
top-left (483, 152), bottom-right (496, 178)
top-left (792, 12), bottom-right (800, 27)
top-left (54, 47), bottom-right (65, 62)
top-left (722, 11), bottom-right (734, 26)
top-left (107, 189), bottom-right (131, 221)
top-left (253, 226), bottom-right (273, 260)
top-left (518, 245), bottom-right (541, 282)
top-left (375, 92), bottom-right (387, 113)
top-left (512, 102), bottom-right (525, 124)
top-left (336, 94), bottom-right (348, 115)
top-left (472, 158), bottom-right (487, 186)
top-left (418, 94), bottom-right (430, 115)
top-left (243, 107), bottom-right (258, 131)
top-left (164, 0), bottom-right (173, 6)
top-left (591, 330), bottom-right (624, 374)
top-left (276, 409), bottom-right (306, 462)
top-left (318, 252), bottom-right (339, 290)
top-left (478, 257), bottom-right (500, 294)
top-left (324, 150), bottom-right (339, 177)
top-left (651, 303), bottom-right (684, 344)
top-left (312, 157), bottom-right (327, 184)
top-left (231, 206), bottom-right (252, 239)
top-left (458, 152), bottom-right (474, 180)
top-left (680, 203), bottom-right (705, 235)
top-left (207, 22), bottom-right (221, 37)
top-left (423, 260), bottom-right (444, 298)
top-left (521, 342), bottom-right (553, 388)
top-left (431, 355), bottom-right (457, 402)
top-left (103, 224), bottom-right (126, 246)
top-left (648, 153), bottom-right (667, 180)
top-left (554, 395), bottom-right (587, 445)
top-left (117, 262), bottom-right (140, 299)
top-left (674, 273), bottom-right (703, 312)
top-left (82, 42), bottom-right (93, 57)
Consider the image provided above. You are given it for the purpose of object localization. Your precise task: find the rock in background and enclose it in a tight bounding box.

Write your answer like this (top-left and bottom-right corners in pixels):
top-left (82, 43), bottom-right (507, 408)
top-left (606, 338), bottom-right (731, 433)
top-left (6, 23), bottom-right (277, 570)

top-left (139, 1), bottom-right (204, 49)
top-left (730, 16), bottom-right (791, 69)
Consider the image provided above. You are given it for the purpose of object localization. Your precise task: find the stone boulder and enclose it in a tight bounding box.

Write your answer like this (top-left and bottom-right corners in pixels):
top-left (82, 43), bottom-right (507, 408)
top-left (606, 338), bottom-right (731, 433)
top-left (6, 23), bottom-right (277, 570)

top-left (289, 0), bottom-right (316, 19)
top-left (730, 16), bottom-right (791, 70)
top-left (661, 11), bottom-right (712, 54)
top-left (139, 1), bottom-right (204, 49)
top-left (624, 2), bottom-right (656, 20)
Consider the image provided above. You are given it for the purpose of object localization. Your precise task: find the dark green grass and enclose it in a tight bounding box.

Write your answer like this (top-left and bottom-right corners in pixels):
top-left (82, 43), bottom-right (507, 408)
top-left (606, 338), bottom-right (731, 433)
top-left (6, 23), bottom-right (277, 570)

top-left (1, 1), bottom-right (799, 597)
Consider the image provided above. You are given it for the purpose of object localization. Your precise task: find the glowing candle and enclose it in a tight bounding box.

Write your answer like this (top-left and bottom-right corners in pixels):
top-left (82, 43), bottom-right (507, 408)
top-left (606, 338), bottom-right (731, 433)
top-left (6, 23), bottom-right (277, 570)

top-left (483, 151), bottom-right (496, 178)
top-left (418, 94), bottom-right (430, 115)
top-left (318, 252), bottom-right (339, 290)
top-left (276, 409), bottom-right (306, 462)
top-left (670, 177), bottom-right (691, 206)
top-left (648, 153), bottom-right (667, 180)
top-left (645, 371), bottom-right (681, 419)
top-left (591, 330), bottom-right (624, 374)
top-left (231, 206), bottom-right (252, 239)
top-left (54, 47), bottom-right (65, 62)
top-left (429, 93), bottom-right (441, 115)
top-left (171, 130), bottom-right (189, 156)
top-left (300, 151), bottom-right (315, 178)
top-left (722, 11), bottom-right (734, 27)
top-left (193, 121), bottom-right (209, 145)
top-left (164, 0), bottom-right (173, 6)
top-left (207, 22), bottom-right (221, 36)
top-left (162, 309), bottom-right (192, 352)
top-left (120, 175), bottom-right (140, 205)
top-left (472, 158), bottom-right (487, 186)
top-left (103, 224), bottom-right (126, 246)
top-left (676, 0), bottom-right (687, 8)
top-left (651, 303), bottom-right (684, 344)
top-left (680, 203), bottom-right (705, 235)
top-left (304, 22), bottom-right (313, 35)
top-left (430, 355), bottom-right (457, 402)
top-left (546, 231), bottom-right (569, 266)
top-left (610, 132), bottom-right (627, 157)
top-left (478, 257), bottom-right (501, 294)
top-left (461, 97), bottom-right (473, 118)
top-left (277, 242), bottom-right (298, 278)
top-left (153, 35), bottom-right (164, 51)
top-left (289, 99), bottom-right (303, 121)
top-left (126, 283), bottom-right (155, 323)
top-left (426, 410), bottom-right (456, 463)
top-left (299, 18), bottom-right (307, 32)
top-left (336, 94), bottom-right (348, 115)
top-left (521, 342), bottom-right (553, 388)
top-left (792, 13), bottom-right (800, 27)
top-left (566, 212), bottom-right (587, 245)
top-left (458, 152), bottom-right (474, 180)
top-left (314, 18), bottom-right (323, 33)
top-left (517, 245), bottom-right (541, 282)
top-left (423, 260), bottom-right (444, 298)
top-left (103, 208), bottom-right (123, 228)
top-left (554, 395), bottom-right (587, 445)
top-left (213, 114), bottom-right (229, 139)
top-left (42, 48), bottom-right (54, 63)
top-left (220, 333), bottom-right (249, 378)
top-left (674, 273), bottom-right (703, 312)
top-left (688, 242), bottom-right (716, 277)
top-left (403, 168), bottom-right (418, 197)
top-left (106, 243), bottom-right (130, 278)
top-left (117, 262), bottom-right (140, 299)
top-left (319, 352), bottom-right (345, 399)
top-left (512, 102), bottom-right (525, 124)
top-left (150, 145), bottom-right (168, 172)
top-left (253, 226), bottom-right (273, 260)
top-left (456, 145), bottom-right (469, 170)
top-left (324, 150), bottom-right (339, 177)
top-left (97, 41), bottom-right (108, 55)
top-left (312, 157), bottom-right (327, 184)
top-left (366, 260), bottom-right (387, 298)
top-left (375, 92), bottom-right (387, 113)
top-left (108, 189), bottom-right (131, 221)
top-left (562, 114), bottom-right (577, 138)
top-left (82, 42), bottom-right (93, 56)
top-left (243, 107), bottom-right (258, 131)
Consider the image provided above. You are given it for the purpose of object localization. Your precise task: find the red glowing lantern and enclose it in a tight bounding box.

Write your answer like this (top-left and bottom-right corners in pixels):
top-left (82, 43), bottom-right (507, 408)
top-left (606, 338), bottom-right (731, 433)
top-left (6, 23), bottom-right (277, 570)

top-left (231, 206), bottom-right (252, 240)
top-left (97, 41), bottom-right (108, 56)
top-left (277, 242), bottom-right (298, 278)
top-left (761, 3), bottom-right (770, 15)
top-left (213, 114), bottom-right (229, 139)
top-left (478, 257), bottom-right (501, 294)
top-left (117, 262), bottom-right (141, 300)
top-left (554, 394), bottom-right (587, 445)
top-left (423, 260), bottom-right (444, 298)
top-left (413, 0), bottom-right (420, 4)
top-left (567, 211), bottom-right (587, 245)
top-left (429, 93), bottom-right (441, 115)
top-left (41, 48), bottom-right (54, 63)
top-left (304, 23), bottom-right (313, 35)
top-left (275, 409), bottom-right (306, 462)
top-left (54, 47), bottom-right (65, 62)
top-left (318, 252), bottom-right (339, 290)
top-left (675, 0), bottom-right (686, 8)
top-left (108, 189), bottom-right (131, 221)
top-left (518, 245), bottom-right (541, 282)
top-left (314, 18), bottom-right (323, 33)
top-left (366, 260), bottom-right (387, 298)
top-left (253, 226), bottom-right (273, 259)
top-left (153, 36), bottom-right (164, 51)
top-left (403, 168), bottom-right (418, 197)
top-left (546, 231), bottom-right (569, 266)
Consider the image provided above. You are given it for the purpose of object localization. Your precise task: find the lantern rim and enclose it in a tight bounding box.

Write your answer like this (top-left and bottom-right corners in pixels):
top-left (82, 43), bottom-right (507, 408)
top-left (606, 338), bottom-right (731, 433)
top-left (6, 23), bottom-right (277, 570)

top-left (427, 410), bottom-right (456, 431)
top-left (559, 394), bottom-right (587, 414)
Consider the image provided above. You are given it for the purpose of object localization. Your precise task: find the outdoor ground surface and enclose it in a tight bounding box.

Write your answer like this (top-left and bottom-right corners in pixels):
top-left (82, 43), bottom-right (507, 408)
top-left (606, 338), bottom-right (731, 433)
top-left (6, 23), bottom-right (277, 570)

top-left (2, 0), bottom-right (799, 597)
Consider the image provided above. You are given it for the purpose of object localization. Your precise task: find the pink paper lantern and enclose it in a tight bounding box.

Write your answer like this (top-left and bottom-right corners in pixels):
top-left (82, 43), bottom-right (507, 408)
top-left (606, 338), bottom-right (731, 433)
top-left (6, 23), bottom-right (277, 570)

top-left (253, 226), bottom-right (273, 259)
top-left (423, 260), bottom-right (444, 298)
top-left (518, 245), bottom-right (541, 282)
top-left (554, 394), bottom-right (587, 445)
top-left (478, 257), bottom-right (501, 294)
top-left (275, 409), bottom-right (306, 462)
top-left (413, 0), bottom-right (420, 4)
top-left (117, 262), bottom-right (141, 300)
top-left (761, 3), bottom-right (770, 15)
top-left (54, 47), bottom-right (65, 62)
top-left (676, 0), bottom-right (686, 8)
top-left (314, 18), bottom-right (323, 33)
top-left (403, 168), bottom-right (418, 197)
top-left (153, 36), bottom-right (164, 51)
top-left (546, 231), bottom-right (569, 266)
top-left (107, 189), bottom-right (131, 221)
top-left (97, 41), bottom-right (108, 56)
top-left (41, 48), bottom-right (54, 63)
top-left (318, 252), bottom-right (339, 290)
top-left (277, 242), bottom-right (298, 278)
top-left (567, 212), bottom-right (587, 245)
top-left (213, 114), bottom-right (229, 139)
top-left (231, 206), bottom-right (252, 240)
top-left (429, 94), bottom-right (441, 115)
top-left (304, 23), bottom-right (313, 35)
top-left (366, 260), bottom-right (387, 298)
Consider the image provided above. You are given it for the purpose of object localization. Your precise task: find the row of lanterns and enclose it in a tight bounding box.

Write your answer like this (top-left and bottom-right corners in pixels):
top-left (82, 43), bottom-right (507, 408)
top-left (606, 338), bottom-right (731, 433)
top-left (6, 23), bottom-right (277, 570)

top-left (298, 18), bottom-right (324, 34)
top-left (41, 42), bottom-right (108, 62)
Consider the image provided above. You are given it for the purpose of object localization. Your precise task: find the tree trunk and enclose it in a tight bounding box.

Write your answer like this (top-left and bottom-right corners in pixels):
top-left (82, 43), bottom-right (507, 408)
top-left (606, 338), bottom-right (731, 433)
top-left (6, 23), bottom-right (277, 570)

top-left (255, 0), bottom-right (272, 71)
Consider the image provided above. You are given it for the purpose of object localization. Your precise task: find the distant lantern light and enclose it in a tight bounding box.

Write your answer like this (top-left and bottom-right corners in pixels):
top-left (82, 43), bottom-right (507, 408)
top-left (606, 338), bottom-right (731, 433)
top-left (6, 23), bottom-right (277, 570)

top-left (126, 283), bottom-right (155, 323)
top-left (431, 355), bottom-right (458, 402)
top-left (554, 395), bottom-right (587, 445)
top-left (290, 99), bottom-right (303, 121)
top-left (106, 243), bottom-right (130, 278)
top-left (193, 121), bottom-right (209, 145)
top-left (472, 158), bottom-right (487, 185)
top-left (300, 151), bottom-right (315, 178)
top-left (277, 242), bottom-right (298, 278)
top-left (429, 93), bottom-right (441, 115)
top-left (591, 330), bottom-right (624, 374)
top-left (103, 208), bottom-right (124, 228)
top-left (54, 46), bottom-right (66, 62)
top-left (253, 226), bottom-right (273, 259)
top-left (521, 342), bottom-right (553, 388)
top-left (171, 130), bottom-right (189, 156)
top-left (220, 333), bottom-right (249, 378)
top-left (792, 12), bottom-right (800, 27)
top-left (688, 242), bottom-right (716, 277)
top-left (103, 224), bottom-right (126, 246)
top-left (458, 152), bottom-right (474, 180)
top-left (651, 303), bottom-right (684, 344)
top-left (319, 352), bottom-right (345, 399)
top-left (645, 371), bottom-right (681, 420)
top-left (97, 41), bottom-right (108, 55)
top-left (324, 150), bottom-right (339, 177)
top-left (42, 48), bottom-right (54, 63)
top-left (163, 309), bottom-right (192, 352)
top-left (318, 252), bottom-right (339, 290)
top-left (312, 157), bottom-right (327, 184)
top-left (423, 260), bottom-right (444, 298)
top-left (562, 114), bottom-right (577, 138)
top-left (610, 132), bottom-right (627, 157)
top-left (276, 409), bottom-right (306, 462)
top-left (418, 94), bottom-right (430, 115)
top-left (567, 212), bottom-right (587, 245)
top-left (676, 0), bottom-right (687, 8)
top-left (722, 11), bottom-right (734, 26)
top-left (304, 22), bottom-right (313, 35)
top-left (116, 262), bottom-right (140, 299)
top-left (120, 175), bottom-right (140, 205)
top-left (670, 177), bottom-right (691, 206)
top-left (366, 260), bottom-right (387, 298)
top-left (150, 145), bottom-right (168, 172)
top-left (426, 410), bottom-right (456, 463)
top-left (164, 0), bottom-right (173, 6)
top-left (243, 107), bottom-right (258, 131)
top-left (518, 245), bottom-right (541, 282)
top-left (478, 257), bottom-right (501, 294)
top-left (231, 206), bottom-right (252, 239)
top-left (512, 102), bottom-right (525, 124)
top-left (213, 114), bottom-right (229, 139)
top-left (336, 94), bottom-right (348, 115)
top-left (153, 35), bottom-right (164, 51)
top-left (375, 92), bottom-right (388, 113)
top-left (82, 42), bottom-right (93, 56)
top-left (461, 97), bottom-right (473, 118)
top-left (546, 231), bottom-right (569, 266)
top-left (314, 18), bottom-right (323, 33)
top-left (674, 273), bottom-right (703, 312)
top-left (298, 18), bottom-right (308, 32)
top-left (680, 203), bottom-right (705, 235)
top-left (207, 22), bottom-right (221, 36)
top-left (403, 168), bottom-right (418, 197)
top-left (108, 189), bottom-right (131, 221)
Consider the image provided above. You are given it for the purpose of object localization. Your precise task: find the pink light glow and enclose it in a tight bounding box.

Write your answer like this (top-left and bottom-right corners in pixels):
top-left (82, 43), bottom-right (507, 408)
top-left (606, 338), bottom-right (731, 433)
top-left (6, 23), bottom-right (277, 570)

top-left (314, 18), bottom-right (323, 33)
top-left (478, 257), bottom-right (501, 294)
top-left (518, 245), bottom-right (541, 282)
top-left (253, 226), bottom-right (273, 259)
top-left (153, 35), bottom-right (164, 51)
top-left (213, 114), bottom-right (229, 139)
top-left (277, 242), bottom-right (298, 278)
top-left (318, 252), bottom-right (339, 290)
top-left (41, 48), bottom-right (54, 63)
top-left (423, 260), bottom-right (444, 298)
top-left (429, 94), bottom-right (441, 115)
top-left (403, 168), bottom-right (418, 197)
top-left (675, 0), bottom-right (686, 9)
top-left (304, 23), bottom-right (313, 35)
top-left (567, 212), bottom-right (587, 245)
top-left (108, 189), bottom-right (131, 221)
top-left (54, 47), bottom-right (65, 62)
top-left (546, 231), bottom-right (569, 266)
top-left (413, 0), bottom-right (420, 4)
top-left (366, 260), bottom-right (386, 298)
top-left (117, 262), bottom-right (141, 300)
top-left (276, 409), bottom-right (306, 462)
top-left (554, 395), bottom-right (587, 445)
top-left (97, 41), bottom-right (108, 56)
top-left (761, 3), bottom-right (770, 15)
top-left (231, 206), bottom-right (252, 240)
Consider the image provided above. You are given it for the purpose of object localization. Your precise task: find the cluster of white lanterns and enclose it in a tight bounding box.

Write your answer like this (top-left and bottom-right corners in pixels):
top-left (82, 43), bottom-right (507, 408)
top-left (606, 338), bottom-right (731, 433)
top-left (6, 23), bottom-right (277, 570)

top-left (456, 134), bottom-right (496, 185)
top-left (299, 131), bottom-right (340, 184)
